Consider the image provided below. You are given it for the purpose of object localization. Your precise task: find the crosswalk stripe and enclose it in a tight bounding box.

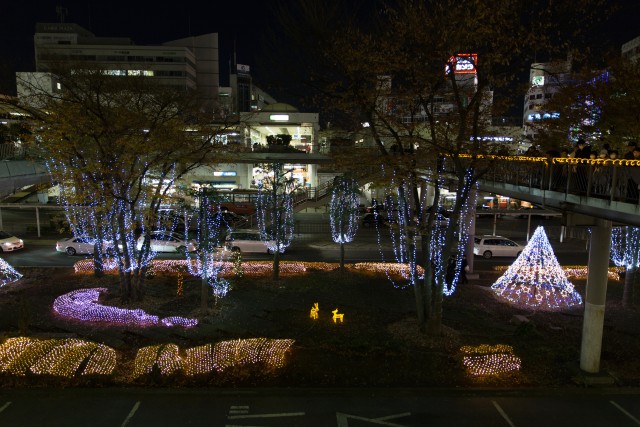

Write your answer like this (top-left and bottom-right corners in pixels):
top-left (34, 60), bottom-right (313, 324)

top-left (611, 401), bottom-right (640, 425)
top-left (121, 401), bottom-right (141, 427)
top-left (0, 402), bottom-right (11, 414)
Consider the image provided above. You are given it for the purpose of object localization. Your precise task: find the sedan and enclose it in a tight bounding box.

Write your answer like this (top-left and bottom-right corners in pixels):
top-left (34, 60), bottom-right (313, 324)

top-left (0, 231), bottom-right (24, 252)
top-left (56, 236), bottom-right (113, 256)
top-left (136, 232), bottom-right (198, 253)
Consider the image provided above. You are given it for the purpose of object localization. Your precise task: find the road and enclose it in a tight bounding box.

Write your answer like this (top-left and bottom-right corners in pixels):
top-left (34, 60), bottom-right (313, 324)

top-left (1, 216), bottom-right (589, 269)
top-left (1, 388), bottom-right (639, 427)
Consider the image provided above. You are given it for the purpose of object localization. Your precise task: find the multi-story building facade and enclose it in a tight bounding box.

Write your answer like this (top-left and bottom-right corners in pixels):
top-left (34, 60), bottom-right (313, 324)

top-left (622, 35), bottom-right (640, 62)
top-left (19, 23), bottom-right (326, 205)
top-left (522, 56), bottom-right (571, 140)
top-left (31, 23), bottom-right (218, 112)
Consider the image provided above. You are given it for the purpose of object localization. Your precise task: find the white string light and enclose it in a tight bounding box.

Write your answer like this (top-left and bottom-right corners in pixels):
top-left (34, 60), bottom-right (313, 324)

top-left (329, 178), bottom-right (360, 244)
top-left (491, 226), bottom-right (582, 310)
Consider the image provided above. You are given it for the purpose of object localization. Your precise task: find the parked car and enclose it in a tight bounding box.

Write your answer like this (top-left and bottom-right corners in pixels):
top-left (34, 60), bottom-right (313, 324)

top-left (473, 235), bottom-right (524, 259)
top-left (136, 231), bottom-right (198, 253)
top-left (0, 231), bottom-right (24, 252)
top-left (213, 210), bottom-right (248, 228)
top-left (56, 236), bottom-right (113, 256)
top-left (224, 229), bottom-right (284, 254)
top-left (361, 212), bottom-right (388, 227)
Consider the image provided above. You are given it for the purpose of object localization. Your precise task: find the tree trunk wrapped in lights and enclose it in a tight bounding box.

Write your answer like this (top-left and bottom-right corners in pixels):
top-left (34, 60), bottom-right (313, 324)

top-left (256, 162), bottom-right (295, 280)
top-left (18, 64), bottom-right (227, 302)
top-left (491, 226), bottom-right (582, 311)
top-left (610, 226), bottom-right (640, 308)
top-left (329, 177), bottom-right (361, 269)
top-left (185, 187), bottom-right (231, 313)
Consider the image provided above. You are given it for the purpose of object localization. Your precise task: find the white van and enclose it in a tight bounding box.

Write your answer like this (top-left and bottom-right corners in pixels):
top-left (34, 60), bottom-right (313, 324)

top-left (224, 229), bottom-right (284, 254)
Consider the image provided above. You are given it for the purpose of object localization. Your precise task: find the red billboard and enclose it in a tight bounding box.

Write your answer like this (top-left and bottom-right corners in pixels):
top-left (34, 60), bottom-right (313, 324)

top-left (445, 54), bottom-right (478, 75)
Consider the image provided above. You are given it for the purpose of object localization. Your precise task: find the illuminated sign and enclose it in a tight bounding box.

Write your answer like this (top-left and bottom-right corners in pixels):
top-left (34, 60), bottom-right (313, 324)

top-left (532, 76), bottom-right (545, 86)
top-left (269, 114), bottom-right (289, 121)
top-left (213, 171), bottom-right (237, 177)
top-left (445, 54), bottom-right (478, 75)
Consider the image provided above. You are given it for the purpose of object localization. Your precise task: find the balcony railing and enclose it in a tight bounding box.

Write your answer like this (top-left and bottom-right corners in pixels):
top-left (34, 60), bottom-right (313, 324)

top-left (445, 156), bottom-right (640, 205)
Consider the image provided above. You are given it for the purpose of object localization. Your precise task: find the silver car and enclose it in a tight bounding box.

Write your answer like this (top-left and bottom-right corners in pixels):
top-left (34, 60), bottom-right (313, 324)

top-left (473, 235), bottom-right (524, 259)
top-left (56, 236), bottom-right (113, 256)
top-left (136, 232), bottom-right (198, 253)
top-left (224, 229), bottom-right (283, 254)
top-left (0, 231), bottom-right (23, 252)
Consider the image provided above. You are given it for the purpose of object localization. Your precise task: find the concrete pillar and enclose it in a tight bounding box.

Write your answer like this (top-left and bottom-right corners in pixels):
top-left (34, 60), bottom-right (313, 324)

top-left (466, 187), bottom-right (477, 274)
top-left (307, 163), bottom-right (317, 187)
top-left (579, 220), bottom-right (612, 373)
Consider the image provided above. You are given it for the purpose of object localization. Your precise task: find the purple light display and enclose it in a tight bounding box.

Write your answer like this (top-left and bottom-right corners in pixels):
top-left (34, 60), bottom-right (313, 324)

top-left (53, 288), bottom-right (198, 328)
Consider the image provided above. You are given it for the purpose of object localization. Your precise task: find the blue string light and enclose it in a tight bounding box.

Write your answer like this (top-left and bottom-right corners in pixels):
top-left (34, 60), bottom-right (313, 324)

top-left (329, 178), bottom-right (360, 244)
top-left (491, 226), bottom-right (582, 310)
top-left (256, 163), bottom-right (295, 253)
top-left (611, 226), bottom-right (640, 269)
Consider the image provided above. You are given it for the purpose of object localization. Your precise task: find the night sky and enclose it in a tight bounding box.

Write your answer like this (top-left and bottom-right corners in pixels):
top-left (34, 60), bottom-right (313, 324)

top-left (1, 1), bottom-right (640, 111)
top-left (0, 0), bottom-right (278, 93)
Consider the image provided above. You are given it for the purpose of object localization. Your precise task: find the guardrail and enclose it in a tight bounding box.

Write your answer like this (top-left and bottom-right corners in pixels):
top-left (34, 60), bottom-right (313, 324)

top-left (445, 156), bottom-right (640, 206)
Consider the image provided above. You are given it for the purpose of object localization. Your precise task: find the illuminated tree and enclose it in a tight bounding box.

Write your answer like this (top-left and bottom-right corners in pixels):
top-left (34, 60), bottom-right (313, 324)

top-left (329, 176), bottom-right (360, 269)
top-left (268, 0), bottom-right (606, 333)
top-left (492, 226), bottom-right (582, 310)
top-left (611, 226), bottom-right (640, 308)
top-left (185, 187), bottom-right (231, 313)
top-left (256, 162), bottom-right (295, 280)
top-left (18, 63), bottom-right (226, 301)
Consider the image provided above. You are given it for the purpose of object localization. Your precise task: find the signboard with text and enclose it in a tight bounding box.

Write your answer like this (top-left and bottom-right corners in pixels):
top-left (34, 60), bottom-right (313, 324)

top-left (445, 53), bottom-right (478, 75)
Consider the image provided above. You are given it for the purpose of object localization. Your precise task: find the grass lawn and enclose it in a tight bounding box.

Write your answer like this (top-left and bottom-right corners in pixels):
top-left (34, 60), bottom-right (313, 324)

top-left (1, 263), bottom-right (639, 388)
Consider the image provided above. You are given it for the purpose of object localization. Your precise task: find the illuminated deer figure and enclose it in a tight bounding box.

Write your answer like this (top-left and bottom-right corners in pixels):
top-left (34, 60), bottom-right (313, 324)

top-left (332, 308), bottom-right (344, 323)
top-left (310, 302), bottom-right (319, 320)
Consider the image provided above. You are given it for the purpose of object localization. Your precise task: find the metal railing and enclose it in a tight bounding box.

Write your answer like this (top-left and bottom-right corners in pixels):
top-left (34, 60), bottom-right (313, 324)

top-left (0, 144), bottom-right (26, 160)
top-left (445, 157), bottom-right (640, 206)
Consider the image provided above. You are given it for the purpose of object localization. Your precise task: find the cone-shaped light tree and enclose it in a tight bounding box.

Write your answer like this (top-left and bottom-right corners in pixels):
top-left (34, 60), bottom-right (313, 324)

top-left (0, 258), bottom-right (22, 287)
top-left (491, 226), bottom-right (582, 310)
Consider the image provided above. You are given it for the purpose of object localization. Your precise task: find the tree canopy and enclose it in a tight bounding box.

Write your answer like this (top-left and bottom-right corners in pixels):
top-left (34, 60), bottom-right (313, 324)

top-left (17, 63), bottom-right (229, 300)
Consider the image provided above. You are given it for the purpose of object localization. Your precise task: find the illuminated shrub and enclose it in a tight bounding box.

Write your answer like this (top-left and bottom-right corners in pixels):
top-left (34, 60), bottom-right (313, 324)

top-left (184, 338), bottom-right (295, 376)
top-left (460, 344), bottom-right (521, 376)
top-left (133, 344), bottom-right (183, 377)
top-left (0, 337), bottom-right (116, 377)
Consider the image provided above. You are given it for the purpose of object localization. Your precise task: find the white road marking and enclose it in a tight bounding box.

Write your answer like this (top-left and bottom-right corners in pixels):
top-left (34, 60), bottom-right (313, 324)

top-left (336, 412), bottom-right (410, 426)
top-left (0, 402), bottom-right (11, 414)
top-left (492, 400), bottom-right (516, 427)
top-left (121, 401), bottom-right (141, 427)
top-left (376, 413), bottom-right (411, 421)
top-left (611, 400), bottom-right (640, 425)
top-left (227, 411), bottom-right (305, 420)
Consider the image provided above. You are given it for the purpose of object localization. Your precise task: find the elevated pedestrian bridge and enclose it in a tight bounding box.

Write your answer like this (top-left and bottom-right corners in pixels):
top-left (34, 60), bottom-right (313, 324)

top-left (445, 154), bottom-right (640, 378)
top-left (0, 160), bottom-right (50, 200)
top-left (444, 155), bottom-right (640, 227)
